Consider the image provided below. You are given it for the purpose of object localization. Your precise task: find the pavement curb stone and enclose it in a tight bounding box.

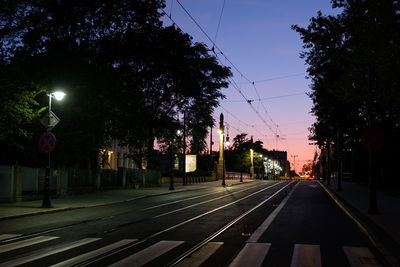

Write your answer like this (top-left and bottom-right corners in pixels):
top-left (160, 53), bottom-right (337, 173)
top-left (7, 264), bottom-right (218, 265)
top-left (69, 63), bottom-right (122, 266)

top-left (318, 180), bottom-right (399, 267)
top-left (0, 180), bottom-right (254, 221)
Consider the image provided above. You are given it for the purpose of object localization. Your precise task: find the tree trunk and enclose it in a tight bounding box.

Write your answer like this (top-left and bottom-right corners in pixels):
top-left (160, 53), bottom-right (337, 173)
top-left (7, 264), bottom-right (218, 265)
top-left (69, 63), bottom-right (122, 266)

top-left (146, 128), bottom-right (155, 169)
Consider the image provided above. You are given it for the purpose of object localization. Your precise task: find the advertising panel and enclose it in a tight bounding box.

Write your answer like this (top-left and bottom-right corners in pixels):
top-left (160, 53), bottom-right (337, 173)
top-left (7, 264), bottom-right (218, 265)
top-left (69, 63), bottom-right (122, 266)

top-left (185, 154), bottom-right (197, 172)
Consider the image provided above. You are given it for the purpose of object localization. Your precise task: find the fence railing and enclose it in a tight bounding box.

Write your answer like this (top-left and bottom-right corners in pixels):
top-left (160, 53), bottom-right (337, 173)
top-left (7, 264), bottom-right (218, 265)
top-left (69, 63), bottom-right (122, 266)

top-left (225, 172), bottom-right (251, 180)
top-left (0, 165), bottom-right (162, 203)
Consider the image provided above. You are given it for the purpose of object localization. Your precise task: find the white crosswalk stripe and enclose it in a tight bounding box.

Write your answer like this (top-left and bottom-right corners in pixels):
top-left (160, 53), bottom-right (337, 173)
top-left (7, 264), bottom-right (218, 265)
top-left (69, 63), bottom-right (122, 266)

top-left (230, 242), bottom-right (381, 267)
top-left (51, 239), bottom-right (137, 267)
top-left (343, 246), bottom-right (382, 267)
top-left (0, 237), bottom-right (100, 267)
top-left (229, 242), bottom-right (271, 267)
top-left (0, 235), bottom-right (59, 254)
top-left (0, 234), bottom-right (21, 241)
top-left (109, 240), bottom-right (184, 267)
top-left (176, 242), bottom-right (224, 267)
top-left (0, 233), bottom-right (383, 267)
top-left (290, 244), bottom-right (322, 267)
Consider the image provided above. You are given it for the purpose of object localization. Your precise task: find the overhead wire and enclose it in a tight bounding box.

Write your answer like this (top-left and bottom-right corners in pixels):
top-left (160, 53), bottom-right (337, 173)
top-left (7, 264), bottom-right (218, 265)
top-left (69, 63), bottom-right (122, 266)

top-left (221, 92), bottom-right (306, 102)
top-left (251, 72), bottom-right (306, 84)
top-left (163, 0), bottom-right (290, 152)
top-left (213, 0), bottom-right (226, 44)
top-left (220, 105), bottom-right (269, 146)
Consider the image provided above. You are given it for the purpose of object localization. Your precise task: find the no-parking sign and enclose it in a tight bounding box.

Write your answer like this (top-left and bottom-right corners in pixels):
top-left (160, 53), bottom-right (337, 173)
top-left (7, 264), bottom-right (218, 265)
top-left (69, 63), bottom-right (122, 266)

top-left (39, 132), bottom-right (56, 153)
top-left (361, 128), bottom-right (384, 151)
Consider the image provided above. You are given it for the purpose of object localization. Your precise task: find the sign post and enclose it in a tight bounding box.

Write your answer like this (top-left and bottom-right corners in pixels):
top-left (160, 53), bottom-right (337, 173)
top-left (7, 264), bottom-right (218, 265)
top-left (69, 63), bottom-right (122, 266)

top-left (39, 91), bottom-right (65, 208)
top-left (362, 128), bottom-right (384, 214)
top-left (39, 132), bottom-right (56, 208)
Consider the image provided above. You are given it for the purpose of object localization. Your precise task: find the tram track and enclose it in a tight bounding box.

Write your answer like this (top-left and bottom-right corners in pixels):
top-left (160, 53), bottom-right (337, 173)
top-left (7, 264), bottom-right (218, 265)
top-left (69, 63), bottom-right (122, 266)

top-left (72, 181), bottom-right (293, 266)
top-left (166, 181), bottom-right (295, 266)
top-left (0, 181), bottom-right (275, 246)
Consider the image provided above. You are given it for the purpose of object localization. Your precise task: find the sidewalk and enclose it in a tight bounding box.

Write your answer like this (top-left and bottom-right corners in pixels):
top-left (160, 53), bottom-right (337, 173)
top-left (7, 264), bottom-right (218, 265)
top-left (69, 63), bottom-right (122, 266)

top-left (0, 179), bottom-right (254, 221)
top-left (321, 178), bottom-right (400, 265)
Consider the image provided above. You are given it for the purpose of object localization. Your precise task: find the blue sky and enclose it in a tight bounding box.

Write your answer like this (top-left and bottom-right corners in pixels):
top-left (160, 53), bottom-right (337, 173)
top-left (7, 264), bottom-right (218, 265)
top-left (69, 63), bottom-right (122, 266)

top-left (162, 0), bottom-right (340, 171)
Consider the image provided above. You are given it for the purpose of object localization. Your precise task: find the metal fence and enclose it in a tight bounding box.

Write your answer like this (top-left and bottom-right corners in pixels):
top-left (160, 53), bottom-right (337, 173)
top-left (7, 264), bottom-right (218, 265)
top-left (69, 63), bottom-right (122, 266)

top-left (0, 164), bottom-right (162, 203)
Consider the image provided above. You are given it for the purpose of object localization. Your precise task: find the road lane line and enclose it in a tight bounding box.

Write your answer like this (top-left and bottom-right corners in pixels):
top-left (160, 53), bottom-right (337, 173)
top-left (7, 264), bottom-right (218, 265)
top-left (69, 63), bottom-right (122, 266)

top-left (81, 182), bottom-right (291, 267)
top-left (144, 183), bottom-right (265, 211)
top-left (318, 181), bottom-right (398, 266)
top-left (229, 243), bottom-right (271, 267)
top-left (0, 235), bottom-right (59, 253)
top-left (109, 240), bottom-right (184, 267)
top-left (290, 244), bottom-right (322, 267)
top-left (247, 182), bottom-right (298, 243)
top-left (0, 234), bottom-right (20, 241)
top-left (167, 181), bottom-right (295, 266)
top-left (51, 239), bottom-right (137, 267)
top-left (176, 242), bottom-right (223, 267)
top-left (153, 182), bottom-right (283, 218)
top-left (0, 238), bottom-right (100, 267)
top-left (343, 246), bottom-right (382, 267)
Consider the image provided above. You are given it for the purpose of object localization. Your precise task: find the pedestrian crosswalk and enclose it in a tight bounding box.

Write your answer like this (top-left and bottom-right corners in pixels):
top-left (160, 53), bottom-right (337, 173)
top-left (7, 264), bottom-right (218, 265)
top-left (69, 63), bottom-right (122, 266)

top-left (0, 238), bottom-right (100, 267)
top-left (0, 233), bottom-right (382, 266)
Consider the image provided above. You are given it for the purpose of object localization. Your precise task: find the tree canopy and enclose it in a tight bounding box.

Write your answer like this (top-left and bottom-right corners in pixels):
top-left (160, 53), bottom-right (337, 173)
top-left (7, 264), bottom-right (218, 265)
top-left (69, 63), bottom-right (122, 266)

top-left (225, 133), bottom-right (269, 175)
top-left (293, 0), bottom-right (400, 181)
top-left (293, 0), bottom-right (400, 147)
top-left (0, 0), bottom-right (231, 168)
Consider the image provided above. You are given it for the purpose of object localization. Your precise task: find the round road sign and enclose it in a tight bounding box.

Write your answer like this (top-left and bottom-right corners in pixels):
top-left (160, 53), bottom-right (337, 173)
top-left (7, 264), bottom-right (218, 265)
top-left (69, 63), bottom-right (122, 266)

top-left (361, 128), bottom-right (384, 151)
top-left (39, 132), bottom-right (56, 153)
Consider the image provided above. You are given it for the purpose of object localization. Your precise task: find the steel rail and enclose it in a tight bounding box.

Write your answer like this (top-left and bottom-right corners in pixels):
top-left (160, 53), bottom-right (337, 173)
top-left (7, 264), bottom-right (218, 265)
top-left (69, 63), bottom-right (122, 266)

top-left (166, 181), bottom-right (296, 266)
top-left (74, 181), bottom-right (287, 267)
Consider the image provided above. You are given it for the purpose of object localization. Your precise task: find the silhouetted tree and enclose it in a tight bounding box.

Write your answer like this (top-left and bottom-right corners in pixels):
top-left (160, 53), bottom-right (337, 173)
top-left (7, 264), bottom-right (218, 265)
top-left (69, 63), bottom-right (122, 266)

top-left (293, 0), bottom-right (400, 183)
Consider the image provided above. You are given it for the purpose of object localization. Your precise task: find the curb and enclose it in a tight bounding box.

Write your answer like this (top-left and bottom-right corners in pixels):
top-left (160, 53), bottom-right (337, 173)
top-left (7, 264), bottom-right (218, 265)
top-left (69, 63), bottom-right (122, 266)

top-left (0, 181), bottom-right (254, 221)
top-left (318, 180), bottom-right (399, 267)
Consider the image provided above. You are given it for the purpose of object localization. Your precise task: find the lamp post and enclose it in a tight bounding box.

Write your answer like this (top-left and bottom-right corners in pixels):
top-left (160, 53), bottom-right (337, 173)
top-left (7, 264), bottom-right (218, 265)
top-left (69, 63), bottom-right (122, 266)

top-left (218, 113), bottom-right (225, 186)
top-left (250, 149), bottom-right (254, 179)
top-left (41, 91), bottom-right (65, 208)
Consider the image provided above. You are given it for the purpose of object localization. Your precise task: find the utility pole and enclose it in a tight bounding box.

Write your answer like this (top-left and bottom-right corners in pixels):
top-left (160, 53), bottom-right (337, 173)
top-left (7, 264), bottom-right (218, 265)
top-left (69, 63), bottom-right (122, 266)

top-left (291, 155), bottom-right (298, 174)
top-left (336, 128), bottom-right (343, 192)
top-left (218, 113), bottom-right (225, 185)
top-left (183, 112), bottom-right (187, 185)
top-left (367, 66), bottom-right (378, 214)
top-left (210, 126), bottom-right (213, 175)
top-left (250, 136), bottom-right (254, 179)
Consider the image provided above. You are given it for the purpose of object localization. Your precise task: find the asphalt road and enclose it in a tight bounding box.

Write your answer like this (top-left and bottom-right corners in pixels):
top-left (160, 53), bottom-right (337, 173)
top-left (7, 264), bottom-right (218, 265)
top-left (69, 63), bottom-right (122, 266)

top-left (0, 180), bottom-right (385, 266)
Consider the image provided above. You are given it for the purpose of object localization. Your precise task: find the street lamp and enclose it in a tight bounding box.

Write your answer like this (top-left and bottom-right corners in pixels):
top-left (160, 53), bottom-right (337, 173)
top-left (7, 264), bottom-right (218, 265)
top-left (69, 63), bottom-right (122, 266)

top-left (250, 149), bottom-right (254, 179)
top-left (218, 113), bottom-right (226, 186)
top-left (225, 135), bottom-right (230, 146)
top-left (41, 91), bottom-right (66, 208)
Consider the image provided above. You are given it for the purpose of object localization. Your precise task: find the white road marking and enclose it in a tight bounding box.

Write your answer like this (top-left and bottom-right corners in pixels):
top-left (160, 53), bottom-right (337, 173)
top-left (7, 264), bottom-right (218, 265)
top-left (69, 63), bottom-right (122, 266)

top-left (176, 242), bottom-right (223, 267)
top-left (144, 183), bottom-right (264, 210)
top-left (229, 243), bottom-right (271, 267)
top-left (51, 239), bottom-right (137, 267)
top-left (0, 238), bottom-right (100, 267)
top-left (247, 182), bottom-right (298, 243)
top-left (0, 236), bottom-right (59, 254)
top-left (154, 182), bottom-right (283, 218)
top-left (290, 244), bottom-right (322, 267)
top-left (343, 246), bottom-right (382, 267)
top-left (109, 240), bottom-right (184, 267)
top-left (0, 234), bottom-right (20, 241)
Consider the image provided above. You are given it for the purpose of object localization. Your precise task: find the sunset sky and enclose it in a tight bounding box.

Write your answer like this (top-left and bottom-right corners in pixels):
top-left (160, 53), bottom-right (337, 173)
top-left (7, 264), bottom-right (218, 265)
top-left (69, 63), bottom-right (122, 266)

top-left (162, 0), bottom-right (340, 172)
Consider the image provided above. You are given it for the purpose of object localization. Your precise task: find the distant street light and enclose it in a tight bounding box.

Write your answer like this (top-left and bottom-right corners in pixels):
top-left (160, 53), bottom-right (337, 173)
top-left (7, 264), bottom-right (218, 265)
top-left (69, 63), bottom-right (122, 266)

top-left (52, 91), bottom-right (66, 101)
top-left (41, 91), bottom-right (66, 208)
top-left (250, 149), bottom-right (254, 179)
top-left (218, 113), bottom-right (226, 186)
top-left (225, 135), bottom-right (230, 146)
